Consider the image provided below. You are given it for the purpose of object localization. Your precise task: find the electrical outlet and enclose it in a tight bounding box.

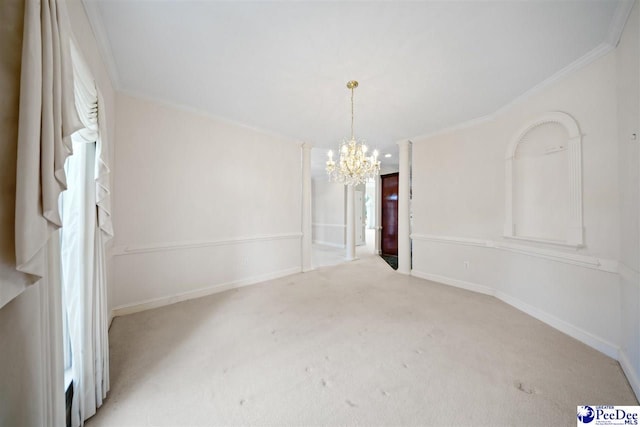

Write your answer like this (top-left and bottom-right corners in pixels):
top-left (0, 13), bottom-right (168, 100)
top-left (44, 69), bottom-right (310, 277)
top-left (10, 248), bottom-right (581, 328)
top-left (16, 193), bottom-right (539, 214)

top-left (463, 261), bottom-right (470, 269)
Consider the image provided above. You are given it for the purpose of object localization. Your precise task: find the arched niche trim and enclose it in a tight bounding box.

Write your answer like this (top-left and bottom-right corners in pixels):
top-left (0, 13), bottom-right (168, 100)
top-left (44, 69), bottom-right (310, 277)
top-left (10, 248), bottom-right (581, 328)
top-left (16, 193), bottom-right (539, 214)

top-left (504, 112), bottom-right (584, 247)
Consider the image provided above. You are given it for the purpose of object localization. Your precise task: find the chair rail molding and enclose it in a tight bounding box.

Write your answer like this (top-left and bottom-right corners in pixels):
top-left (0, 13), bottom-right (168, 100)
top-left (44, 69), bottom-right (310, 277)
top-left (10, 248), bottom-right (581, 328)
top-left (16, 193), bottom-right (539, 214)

top-left (411, 233), bottom-right (617, 274)
top-left (111, 232), bottom-right (303, 256)
top-left (312, 223), bottom-right (347, 228)
top-left (504, 111), bottom-right (584, 247)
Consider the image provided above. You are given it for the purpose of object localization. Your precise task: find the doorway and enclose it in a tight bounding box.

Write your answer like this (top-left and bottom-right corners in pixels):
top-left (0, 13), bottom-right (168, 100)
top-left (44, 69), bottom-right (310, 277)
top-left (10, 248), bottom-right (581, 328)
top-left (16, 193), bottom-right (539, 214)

top-left (381, 173), bottom-right (398, 256)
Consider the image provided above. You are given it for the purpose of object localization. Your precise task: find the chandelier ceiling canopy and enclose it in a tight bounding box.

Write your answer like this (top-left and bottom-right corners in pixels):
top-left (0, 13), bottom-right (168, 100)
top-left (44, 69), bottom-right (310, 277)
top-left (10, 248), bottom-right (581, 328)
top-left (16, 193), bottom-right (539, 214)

top-left (326, 80), bottom-right (380, 186)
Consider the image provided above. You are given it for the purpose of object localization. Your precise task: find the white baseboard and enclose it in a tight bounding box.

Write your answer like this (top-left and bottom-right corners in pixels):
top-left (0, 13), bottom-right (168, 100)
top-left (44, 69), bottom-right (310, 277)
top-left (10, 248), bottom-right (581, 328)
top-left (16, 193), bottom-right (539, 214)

top-left (411, 270), bottom-right (495, 296)
top-left (411, 269), bottom-right (619, 360)
top-left (111, 266), bottom-right (302, 317)
top-left (495, 291), bottom-right (618, 359)
top-left (619, 350), bottom-right (640, 401)
top-left (108, 311), bottom-right (114, 330)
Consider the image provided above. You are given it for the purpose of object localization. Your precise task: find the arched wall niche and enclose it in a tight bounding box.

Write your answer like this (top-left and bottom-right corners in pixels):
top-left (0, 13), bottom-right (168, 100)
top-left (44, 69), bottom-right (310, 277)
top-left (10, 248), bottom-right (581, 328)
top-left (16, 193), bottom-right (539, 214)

top-left (504, 112), bottom-right (584, 247)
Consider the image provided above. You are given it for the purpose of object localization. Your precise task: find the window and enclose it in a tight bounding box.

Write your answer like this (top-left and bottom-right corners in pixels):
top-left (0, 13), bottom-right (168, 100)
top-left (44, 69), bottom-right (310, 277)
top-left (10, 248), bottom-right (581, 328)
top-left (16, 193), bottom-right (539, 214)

top-left (60, 135), bottom-right (98, 426)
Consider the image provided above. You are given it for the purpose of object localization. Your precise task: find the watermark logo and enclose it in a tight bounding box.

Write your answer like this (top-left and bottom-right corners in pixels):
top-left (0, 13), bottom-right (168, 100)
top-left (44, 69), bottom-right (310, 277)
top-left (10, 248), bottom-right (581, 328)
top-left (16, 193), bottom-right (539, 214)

top-left (577, 406), bottom-right (595, 424)
top-left (577, 406), bottom-right (640, 426)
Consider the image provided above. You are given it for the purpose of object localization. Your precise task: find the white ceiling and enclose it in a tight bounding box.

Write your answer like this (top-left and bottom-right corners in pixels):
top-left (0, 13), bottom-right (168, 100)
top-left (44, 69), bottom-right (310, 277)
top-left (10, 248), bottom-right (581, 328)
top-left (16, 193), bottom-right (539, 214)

top-left (86, 0), bottom-right (627, 166)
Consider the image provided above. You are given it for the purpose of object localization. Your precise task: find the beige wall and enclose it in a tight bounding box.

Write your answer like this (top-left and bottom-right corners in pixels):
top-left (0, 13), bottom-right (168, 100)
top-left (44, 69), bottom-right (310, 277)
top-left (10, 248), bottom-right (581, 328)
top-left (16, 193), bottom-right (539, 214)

top-left (312, 178), bottom-right (346, 247)
top-left (111, 94), bottom-right (302, 311)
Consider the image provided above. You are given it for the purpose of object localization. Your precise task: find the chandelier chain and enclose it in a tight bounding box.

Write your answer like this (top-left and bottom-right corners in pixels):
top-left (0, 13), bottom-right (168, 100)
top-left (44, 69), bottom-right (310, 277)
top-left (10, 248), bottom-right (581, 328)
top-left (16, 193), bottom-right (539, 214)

top-left (351, 86), bottom-right (355, 140)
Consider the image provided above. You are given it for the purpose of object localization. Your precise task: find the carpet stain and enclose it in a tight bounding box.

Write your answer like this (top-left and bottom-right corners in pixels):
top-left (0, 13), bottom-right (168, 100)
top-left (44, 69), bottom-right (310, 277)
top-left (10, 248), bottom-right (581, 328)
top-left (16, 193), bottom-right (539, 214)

top-left (305, 366), bottom-right (313, 373)
top-left (321, 379), bottom-right (329, 387)
top-left (239, 399), bottom-right (246, 406)
top-left (515, 381), bottom-right (537, 395)
top-left (402, 363), bottom-right (409, 368)
top-left (271, 329), bottom-right (277, 335)
top-left (381, 390), bottom-right (390, 397)
top-left (346, 399), bottom-right (358, 407)
top-left (415, 349), bottom-right (424, 354)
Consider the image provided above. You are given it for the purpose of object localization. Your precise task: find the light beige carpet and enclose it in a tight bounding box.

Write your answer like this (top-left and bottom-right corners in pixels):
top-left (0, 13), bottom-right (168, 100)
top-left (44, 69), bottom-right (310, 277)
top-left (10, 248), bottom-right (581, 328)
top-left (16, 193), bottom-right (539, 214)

top-left (88, 254), bottom-right (637, 426)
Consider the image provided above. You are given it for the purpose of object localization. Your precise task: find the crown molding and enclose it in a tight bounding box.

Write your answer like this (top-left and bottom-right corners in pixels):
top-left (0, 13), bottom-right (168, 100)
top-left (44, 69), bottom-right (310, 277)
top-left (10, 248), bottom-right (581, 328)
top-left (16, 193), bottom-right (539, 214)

top-left (118, 90), bottom-right (304, 146)
top-left (81, 0), bottom-right (306, 146)
top-left (408, 41), bottom-right (615, 144)
top-left (407, 0), bottom-right (635, 145)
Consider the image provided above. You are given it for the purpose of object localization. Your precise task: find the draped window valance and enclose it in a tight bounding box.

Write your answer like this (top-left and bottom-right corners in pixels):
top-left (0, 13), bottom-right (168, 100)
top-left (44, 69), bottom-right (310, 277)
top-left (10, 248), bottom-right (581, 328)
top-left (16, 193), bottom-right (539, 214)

top-left (14, 0), bottom-right (79, 285)
top-left (2, 0), bottom-right (113, 309)
top-left (70, 42), bottom-right (113, 240)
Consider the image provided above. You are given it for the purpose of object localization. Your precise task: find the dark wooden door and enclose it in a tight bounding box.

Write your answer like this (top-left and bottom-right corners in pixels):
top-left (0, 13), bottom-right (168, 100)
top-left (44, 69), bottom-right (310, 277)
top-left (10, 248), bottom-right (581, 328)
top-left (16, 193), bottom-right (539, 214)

top-left (381, 173), bottom-right (398, 256)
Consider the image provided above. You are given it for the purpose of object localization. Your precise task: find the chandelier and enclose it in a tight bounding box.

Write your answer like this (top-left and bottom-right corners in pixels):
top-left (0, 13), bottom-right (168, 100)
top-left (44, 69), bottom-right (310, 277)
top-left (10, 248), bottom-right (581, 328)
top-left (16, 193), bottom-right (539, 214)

top-left (326, 80), bottom-right (380, 186)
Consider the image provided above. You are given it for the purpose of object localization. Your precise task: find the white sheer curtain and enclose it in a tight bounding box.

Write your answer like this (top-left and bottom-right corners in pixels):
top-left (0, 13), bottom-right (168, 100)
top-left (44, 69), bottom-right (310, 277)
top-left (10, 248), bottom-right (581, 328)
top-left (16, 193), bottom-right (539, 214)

top-left (59, 42), bottom-right (112, 427)
top-left (61, 138), bottom-right (103, 426)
